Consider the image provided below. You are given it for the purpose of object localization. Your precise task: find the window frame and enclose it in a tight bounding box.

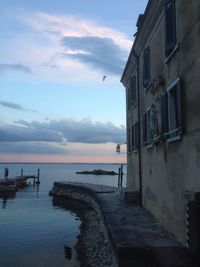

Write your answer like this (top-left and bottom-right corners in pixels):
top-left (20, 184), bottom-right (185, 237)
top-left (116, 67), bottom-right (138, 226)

top-left (130, 75), bottom-right (137, 107)
top-left (161, 76), bottom-right (182, 142)
top-left (127, 128), bottom-right (131, 154)
top-left (143, 46), bottom-right (151, 88)
top-left (143, 108), bottom-right (154, 148)
top-left (131, 121), bottom-right (139, 152)
top-left (165, 0), bottom-right (178, 60)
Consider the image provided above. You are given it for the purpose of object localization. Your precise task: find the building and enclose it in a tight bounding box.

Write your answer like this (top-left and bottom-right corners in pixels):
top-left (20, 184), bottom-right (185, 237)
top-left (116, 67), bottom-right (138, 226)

top-left (121, 0), bottom-right (200, 251)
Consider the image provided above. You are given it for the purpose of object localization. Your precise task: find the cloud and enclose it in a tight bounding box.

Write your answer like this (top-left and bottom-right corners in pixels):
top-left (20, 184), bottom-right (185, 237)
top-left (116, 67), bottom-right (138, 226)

top-left (0, 123), bottom-right (66, 143)
top-left (0, 63), bottom-right (32, 74)
top-left (19, 11), bottom-right (131, 49)
top-left (61, 36), bottom-right (126, 75)
top-left (0, 100), bottom-right (38, 113)
top-left (0, 141), bottom-right (68, 155)
top-left (0, 118), bottom-right (125, 144)
top-left (0, 100), bottom-right (26, 111)
top-left (0, 118), bottom-right (126, 157)
top-left (8, 11), bottom-right (132, 80)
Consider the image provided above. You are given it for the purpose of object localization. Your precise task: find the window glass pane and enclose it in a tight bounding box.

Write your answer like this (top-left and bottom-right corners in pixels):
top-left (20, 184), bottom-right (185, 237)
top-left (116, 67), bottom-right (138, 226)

top-left (165, 77), bottom-right (182, 140)
top-left (143, 112), bottom-right (147, 145)
top-left (169, 86), bottom-right (178, 132)
top-left (143, 46), bottom-right (150, 87)
top-left (161, 92), bottom-right (169, 135)
top-left (131, 76), bottom-right (137, 106)
top-left (165, 0), bottom-right (177, 56)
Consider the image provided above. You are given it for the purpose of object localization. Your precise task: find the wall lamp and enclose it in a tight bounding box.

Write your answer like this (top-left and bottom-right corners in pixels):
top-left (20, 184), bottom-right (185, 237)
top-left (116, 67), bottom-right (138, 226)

top-left (116, 143), bottom-right (127, 154)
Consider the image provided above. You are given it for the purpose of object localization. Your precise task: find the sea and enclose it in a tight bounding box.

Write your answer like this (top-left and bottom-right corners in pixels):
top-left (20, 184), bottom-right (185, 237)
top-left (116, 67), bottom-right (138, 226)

top-left (0, 163), bottom-right (126, 267)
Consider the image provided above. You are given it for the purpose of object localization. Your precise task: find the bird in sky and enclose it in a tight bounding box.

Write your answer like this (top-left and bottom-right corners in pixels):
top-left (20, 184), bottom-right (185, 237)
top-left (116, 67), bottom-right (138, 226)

top-left (103, 75), bottom-right (107, 82)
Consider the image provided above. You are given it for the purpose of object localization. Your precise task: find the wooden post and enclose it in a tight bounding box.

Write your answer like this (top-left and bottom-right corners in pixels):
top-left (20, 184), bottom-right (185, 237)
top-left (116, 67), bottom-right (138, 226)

top-left (118, 165), bottom-right (123, 188)
top-left (36, 168), bottom-right (40, 184)
top-left (120, 164), bottom-right (123, 188)
top-left (21, 169), bottom-right (24, 176)
top-left (118, 168), bottom-right (121, 187)
top-left (4, 167), bottom-right (9, 179)
top-left (37, 169), bottom-right (40, 179)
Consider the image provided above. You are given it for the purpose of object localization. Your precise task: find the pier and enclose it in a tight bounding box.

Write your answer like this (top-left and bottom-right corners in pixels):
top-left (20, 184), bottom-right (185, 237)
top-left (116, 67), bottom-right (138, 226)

top-left (0, 168), bottom-right (40, 195)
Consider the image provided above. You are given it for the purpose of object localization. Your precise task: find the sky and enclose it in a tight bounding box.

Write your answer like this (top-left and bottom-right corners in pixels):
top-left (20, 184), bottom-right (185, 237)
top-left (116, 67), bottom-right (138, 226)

top-left (0, 0), bottom-right (148, 163)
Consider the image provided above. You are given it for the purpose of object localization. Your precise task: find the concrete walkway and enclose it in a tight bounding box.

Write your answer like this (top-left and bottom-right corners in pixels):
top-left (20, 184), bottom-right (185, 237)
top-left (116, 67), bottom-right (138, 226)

top-left (50, 182), bottom-right (199, 267)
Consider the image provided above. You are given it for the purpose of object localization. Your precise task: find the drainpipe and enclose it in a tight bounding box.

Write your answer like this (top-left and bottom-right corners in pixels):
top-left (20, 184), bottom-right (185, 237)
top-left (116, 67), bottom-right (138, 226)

top-left (133, 51), bottom-right (143, 207)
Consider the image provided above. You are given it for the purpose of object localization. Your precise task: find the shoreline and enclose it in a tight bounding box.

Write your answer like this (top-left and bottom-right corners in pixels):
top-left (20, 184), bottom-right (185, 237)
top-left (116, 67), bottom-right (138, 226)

top-left (75, 206), bottom-right (113, 267)
top-left (52, 197), bottom-right (113, 267)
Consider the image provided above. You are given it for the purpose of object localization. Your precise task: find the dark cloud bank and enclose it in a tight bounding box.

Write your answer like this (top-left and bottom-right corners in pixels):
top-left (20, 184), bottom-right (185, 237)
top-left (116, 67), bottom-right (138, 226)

top-left (61, 36), bottom-right (127, 75)
top-left (0, 119), bottom-right (125, 154)
top-left (1, 119), bottom-right (125, 144)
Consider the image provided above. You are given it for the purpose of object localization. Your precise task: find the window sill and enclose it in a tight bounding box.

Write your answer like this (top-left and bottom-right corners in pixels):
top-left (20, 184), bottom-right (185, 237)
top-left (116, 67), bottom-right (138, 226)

top-left (144, 143), bottom-right (153, 149)
top-left (167, 135), bottom-right (181, 143)
top-left (132, 149), bottom-right (138, 153)
top-left (144, 80), bottom-right (154, 92)
top-left (165, 43), bottom-right (179, 64)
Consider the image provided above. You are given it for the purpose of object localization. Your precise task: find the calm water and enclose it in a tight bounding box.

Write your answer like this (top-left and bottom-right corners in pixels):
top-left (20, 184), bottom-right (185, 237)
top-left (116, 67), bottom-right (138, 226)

top-left (0, 163), bottom-right (126, 267)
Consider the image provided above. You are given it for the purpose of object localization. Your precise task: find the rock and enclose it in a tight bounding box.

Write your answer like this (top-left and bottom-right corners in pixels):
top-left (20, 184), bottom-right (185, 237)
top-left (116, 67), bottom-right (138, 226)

top-left (76, 169), bottom-right (118, 176)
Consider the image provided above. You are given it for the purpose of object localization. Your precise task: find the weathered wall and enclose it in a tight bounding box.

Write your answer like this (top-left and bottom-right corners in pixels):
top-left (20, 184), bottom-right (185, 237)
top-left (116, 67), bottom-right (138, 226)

top-left (122, 0), bottom-right (200, 245)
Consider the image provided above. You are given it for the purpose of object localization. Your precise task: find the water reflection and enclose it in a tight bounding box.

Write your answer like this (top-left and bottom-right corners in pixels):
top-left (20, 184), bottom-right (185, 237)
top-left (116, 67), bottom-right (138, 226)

top-left (0, 181), bottom-right (81, 267)
top-left (64, 245), bottom-right (72, 260)
top-left (1, 197), bottom-right (8, 209)
top-left (0, 195), bottom-right (15, 209)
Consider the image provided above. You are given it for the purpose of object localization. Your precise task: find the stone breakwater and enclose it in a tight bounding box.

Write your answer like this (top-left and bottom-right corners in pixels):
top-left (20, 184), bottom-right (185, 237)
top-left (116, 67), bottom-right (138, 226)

top-left (49, 182), bottom-right (117, 267)
top-left (49, 182), bottom-right (199, 267)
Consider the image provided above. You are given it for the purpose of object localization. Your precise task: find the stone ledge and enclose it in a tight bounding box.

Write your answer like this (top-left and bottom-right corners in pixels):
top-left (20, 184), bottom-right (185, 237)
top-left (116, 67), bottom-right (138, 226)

top-left (49, 182), bottom-right (199, 267)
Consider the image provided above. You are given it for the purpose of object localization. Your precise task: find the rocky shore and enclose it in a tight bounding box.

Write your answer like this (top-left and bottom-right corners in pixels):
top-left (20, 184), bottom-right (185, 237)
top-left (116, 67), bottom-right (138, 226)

top-left (52, 197), bottom-right (113, 267)
top-left (75, 206), bottom-right (113, 267)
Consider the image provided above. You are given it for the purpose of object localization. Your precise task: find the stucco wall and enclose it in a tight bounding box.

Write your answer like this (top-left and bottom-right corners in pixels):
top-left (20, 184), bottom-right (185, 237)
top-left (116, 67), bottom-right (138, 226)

top-left (122, 0), bottom-right (200, 245)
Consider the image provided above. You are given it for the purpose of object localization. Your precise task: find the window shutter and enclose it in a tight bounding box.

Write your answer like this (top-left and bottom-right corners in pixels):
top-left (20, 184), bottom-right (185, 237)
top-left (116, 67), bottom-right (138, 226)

top-left (176, 78), bottom-right (182, 134)
top-left (135, 121), bottom-right (139, 149)
top-left (131, 75), bottom-right (137, 106)
top-left (165, 0), bottom-right (177, 56)
top-left (127, 87), bottom-right (130, 109)
top-left (143, 46), bottom-right (150, 87)
top-left (131, 125), bottom-right (134, 150)
top-left (127, 128), bottom-right (131, 153)
top-left (161, 92), bottom-right (169, 136)
top-left (151, 104), bottom-right (158, 137)
top-left (143, 112), bottom-right (147, 145)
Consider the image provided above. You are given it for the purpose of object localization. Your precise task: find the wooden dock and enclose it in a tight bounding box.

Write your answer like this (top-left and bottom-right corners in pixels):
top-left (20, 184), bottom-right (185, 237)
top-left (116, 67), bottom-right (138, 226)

top-left (0, 168), bottom-right (40, 196)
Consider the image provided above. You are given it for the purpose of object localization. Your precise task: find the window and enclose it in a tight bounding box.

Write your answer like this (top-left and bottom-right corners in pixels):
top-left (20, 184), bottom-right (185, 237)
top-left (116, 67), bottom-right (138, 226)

top-left (151, 104), bottom-right (159, 138)
top-left (143, 108), bottom-right (153, 146)
top-left (130, 75), bottom-right (137, 107)
top-left (161, 77), bottom-right (182, 141)
top-left (143, 46), bottom-right (150, 87)
top-left (165, 0), bottom-right (177, 57)
top-left (143, 105), bottom-right (158, 146)
top-left (127, 128), bottom-right (131, 153)
top-left (127, 88), bottom-right (130, 109)
top-left (131, 122), bottom-right (139, 151)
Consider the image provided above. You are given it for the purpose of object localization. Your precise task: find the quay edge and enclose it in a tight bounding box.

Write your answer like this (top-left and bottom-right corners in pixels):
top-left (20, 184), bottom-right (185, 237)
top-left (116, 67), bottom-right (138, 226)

top-left (49, 182), bottom-right (199, 267)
